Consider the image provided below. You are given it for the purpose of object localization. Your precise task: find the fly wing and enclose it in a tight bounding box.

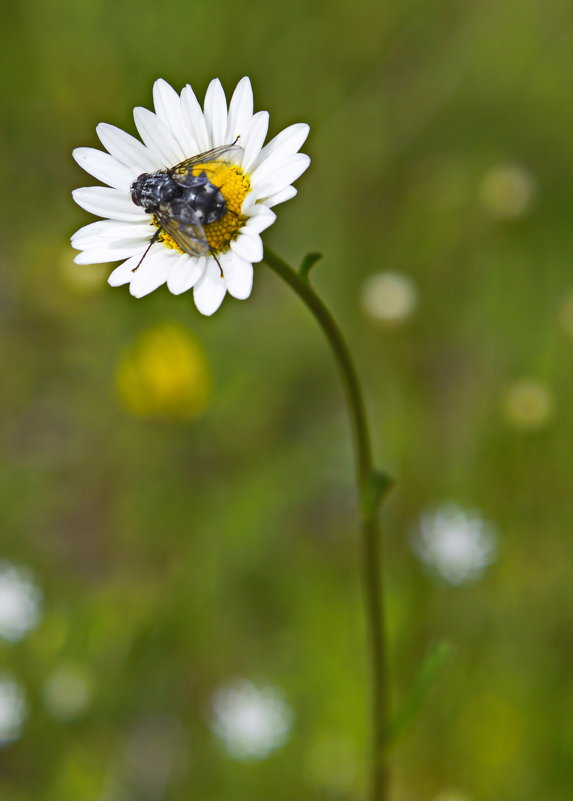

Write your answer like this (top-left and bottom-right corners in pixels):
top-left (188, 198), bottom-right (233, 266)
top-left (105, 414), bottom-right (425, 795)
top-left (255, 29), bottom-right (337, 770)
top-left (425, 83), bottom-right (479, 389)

top-left (154, 208), bottom-right (211, 258)
top-left (169, 144), bottom-right (244, 183)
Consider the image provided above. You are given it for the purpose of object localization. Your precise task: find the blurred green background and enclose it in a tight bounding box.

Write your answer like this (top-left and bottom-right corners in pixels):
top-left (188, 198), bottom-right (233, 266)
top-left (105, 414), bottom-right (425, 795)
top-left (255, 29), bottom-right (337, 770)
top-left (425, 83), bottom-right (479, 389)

top-left (2, 0), bottom-right (573, 798)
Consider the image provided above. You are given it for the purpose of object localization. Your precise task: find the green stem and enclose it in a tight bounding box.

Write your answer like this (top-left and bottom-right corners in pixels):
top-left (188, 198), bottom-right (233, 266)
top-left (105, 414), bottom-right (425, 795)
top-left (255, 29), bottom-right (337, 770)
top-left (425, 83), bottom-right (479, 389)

top-left (262, 247), bottom-right (391, 801)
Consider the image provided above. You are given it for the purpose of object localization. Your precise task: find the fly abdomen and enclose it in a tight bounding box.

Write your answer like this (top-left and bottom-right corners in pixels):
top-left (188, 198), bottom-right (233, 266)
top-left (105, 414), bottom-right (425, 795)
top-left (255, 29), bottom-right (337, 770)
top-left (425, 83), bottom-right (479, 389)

top-left (167, 198), bottom-right (206, 226)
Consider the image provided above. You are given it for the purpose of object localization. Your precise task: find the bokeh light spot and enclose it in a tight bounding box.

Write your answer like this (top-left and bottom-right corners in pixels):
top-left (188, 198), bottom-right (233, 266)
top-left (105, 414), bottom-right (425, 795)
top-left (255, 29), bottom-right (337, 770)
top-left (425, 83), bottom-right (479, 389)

top-left (360, 272), bottom-right (418, 325)
top-left (43, 664), bottom-right (94, 721)
top-left (412, 503), bottom-right (498, 585)
top-left (210, 679), bottom-right (293, 761)
top-left (502, 379), bottom-right (554, 430)
top-left (479, 163), bottom-right (536, 219)
top-left (0, 561), bottom-right (42, 643)
top-left (0, 676), bottom-right (27, 745)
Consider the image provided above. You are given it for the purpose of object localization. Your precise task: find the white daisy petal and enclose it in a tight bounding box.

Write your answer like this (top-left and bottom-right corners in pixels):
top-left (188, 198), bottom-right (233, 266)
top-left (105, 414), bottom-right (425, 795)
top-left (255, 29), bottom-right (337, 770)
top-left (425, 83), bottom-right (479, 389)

top-left (244, 206), bottom-right (276, 233)
top-left (72, 187), bottom-right (147, 221)
top-left (74, 239), bottom-right (148, 264)
top-left (181, 84), bottom-right (211, 153)
top-left (129, 247), bottom-right (172, 297)
top-left (261, 185), bottom-right (298, 207)
top-left (153, 79), bottom-right (199, 156)
top-left (241, 111), bottom-right (270, 171)
top-left (254, 154), bottom-right (310, 198)
top-left (241, 190), bottom-right (258, 214)
top-left (133, 106), bottom-right (186, 167)
top-left (193, 259), bottom-right (227, 316)
top-left (204, 79), bottom-right (228, 148)
top-left (222, 251), bottom-right (254, 300)
top-left (230, 230), bottom-right (263, 263)
top-left (96, 123), bottom-right (158, 173)
top-left (251, 123), bottom-right (310, 179)
top-left (107, 252), bottom-right (147, 286)
top-left (226, 77), bottom-right (254, 143)
top-left (71, 220), bottom-right (154, 249)
top-left (73, 147), bottom-right (134, 191)
top-left (167, 254), bottom-right (206, 295)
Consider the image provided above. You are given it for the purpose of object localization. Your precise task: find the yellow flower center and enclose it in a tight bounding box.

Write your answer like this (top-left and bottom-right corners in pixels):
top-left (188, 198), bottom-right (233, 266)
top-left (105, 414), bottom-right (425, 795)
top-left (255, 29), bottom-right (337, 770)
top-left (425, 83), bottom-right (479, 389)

top-left (156, 162), bottom-right (250, 255)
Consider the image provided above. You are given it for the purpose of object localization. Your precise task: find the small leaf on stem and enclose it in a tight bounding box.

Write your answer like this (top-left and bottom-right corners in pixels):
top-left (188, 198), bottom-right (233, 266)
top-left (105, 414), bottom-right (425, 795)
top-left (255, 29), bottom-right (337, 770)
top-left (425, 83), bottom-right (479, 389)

top-left (299, 252), bottom-right (323, 281)
top-left (362, 469), bottom-right (394, 517)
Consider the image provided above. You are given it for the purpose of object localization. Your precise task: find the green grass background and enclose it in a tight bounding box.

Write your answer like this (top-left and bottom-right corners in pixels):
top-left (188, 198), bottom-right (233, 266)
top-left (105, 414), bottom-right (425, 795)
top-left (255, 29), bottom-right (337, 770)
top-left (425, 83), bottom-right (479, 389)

top-left (2, 0), bottom-right (573, 798)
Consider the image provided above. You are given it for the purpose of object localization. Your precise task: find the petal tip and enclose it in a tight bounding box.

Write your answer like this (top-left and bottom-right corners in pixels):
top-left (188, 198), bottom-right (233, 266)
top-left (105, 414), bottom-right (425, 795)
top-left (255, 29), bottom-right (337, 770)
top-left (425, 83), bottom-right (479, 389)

top-left (108, 270), bottom-right (129, 287)
top-left (236, 75), bottom-right (253, 92)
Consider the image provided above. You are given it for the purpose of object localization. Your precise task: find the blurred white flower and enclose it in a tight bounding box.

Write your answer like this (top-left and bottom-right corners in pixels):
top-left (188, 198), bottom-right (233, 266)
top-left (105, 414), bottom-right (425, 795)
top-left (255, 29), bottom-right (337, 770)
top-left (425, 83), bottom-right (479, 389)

top-left (360, 271), bottom-right (417, 324)
top-left (43, 664), bottom-right (94, 721)
top-left (0, 561), bottom-right (42, 642)
top-left (210, 679), bottom-right (293, 760)
top-left (502, 379), bottom-right (554, 430)
top-left (0, 676), bottom-right (27, 745)
top-left (479, 163), bottom-right (535, 219)
top-left (413, 503), bottom-right (497, 585)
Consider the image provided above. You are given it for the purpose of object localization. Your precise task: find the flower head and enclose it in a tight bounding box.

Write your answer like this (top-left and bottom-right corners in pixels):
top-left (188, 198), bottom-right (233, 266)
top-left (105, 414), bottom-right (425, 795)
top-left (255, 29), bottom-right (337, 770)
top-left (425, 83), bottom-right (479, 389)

top-left (71, 78), bottom-right (310, 315)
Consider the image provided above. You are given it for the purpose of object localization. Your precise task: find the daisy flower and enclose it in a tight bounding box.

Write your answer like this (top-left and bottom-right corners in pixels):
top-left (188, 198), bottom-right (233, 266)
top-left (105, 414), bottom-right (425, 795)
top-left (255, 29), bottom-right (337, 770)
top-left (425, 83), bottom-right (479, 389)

top-left (71, 78), bottom-right (310, 315)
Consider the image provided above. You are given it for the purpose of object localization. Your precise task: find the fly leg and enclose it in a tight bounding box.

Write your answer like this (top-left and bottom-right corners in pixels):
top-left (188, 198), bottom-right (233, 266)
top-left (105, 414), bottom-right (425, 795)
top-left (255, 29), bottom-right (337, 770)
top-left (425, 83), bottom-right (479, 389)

top-left (132, 227), bottom-right (161, 272)
top-left (211, 251), bottom-right (224, 278)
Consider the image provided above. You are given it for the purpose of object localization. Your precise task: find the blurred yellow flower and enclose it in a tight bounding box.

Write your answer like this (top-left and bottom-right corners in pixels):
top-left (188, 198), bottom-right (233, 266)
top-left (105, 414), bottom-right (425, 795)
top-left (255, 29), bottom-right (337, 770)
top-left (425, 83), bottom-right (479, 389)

top-left (501, 379), bottom-right (554, 430)
top-left (115, 323), bottom-right (211, 419)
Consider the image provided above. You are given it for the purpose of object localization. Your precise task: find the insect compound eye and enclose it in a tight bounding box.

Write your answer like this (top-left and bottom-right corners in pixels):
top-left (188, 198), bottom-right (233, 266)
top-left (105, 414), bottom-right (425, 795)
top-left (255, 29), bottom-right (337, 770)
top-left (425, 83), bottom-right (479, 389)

top-left (130, 174), bottom-right (149, 206)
